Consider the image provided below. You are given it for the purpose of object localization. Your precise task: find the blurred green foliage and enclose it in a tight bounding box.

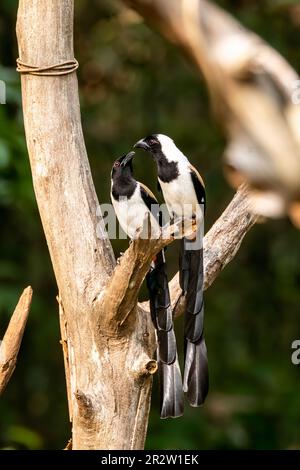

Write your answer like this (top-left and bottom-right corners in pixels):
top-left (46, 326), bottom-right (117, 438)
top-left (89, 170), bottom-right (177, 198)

top-left (1, 0), bottom-right (300, 450)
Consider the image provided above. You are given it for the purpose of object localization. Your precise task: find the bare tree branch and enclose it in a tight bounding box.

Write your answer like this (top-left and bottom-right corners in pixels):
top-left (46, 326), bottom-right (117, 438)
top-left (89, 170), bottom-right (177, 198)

top-left (139, 185), bottom-right (258, 315)
top-left (101, 216), bottom-right (196, 331)
top-left (123, 0), bottom-right (300, 223)
top-left (0, 286), bottom-right (32, 395)
top-left (171, 185), bottom-right (258, 317)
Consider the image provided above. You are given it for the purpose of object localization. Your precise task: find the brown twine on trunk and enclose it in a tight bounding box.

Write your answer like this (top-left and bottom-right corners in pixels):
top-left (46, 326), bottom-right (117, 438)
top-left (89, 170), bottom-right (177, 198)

top-left (16, 58), bottom-right (79, 76)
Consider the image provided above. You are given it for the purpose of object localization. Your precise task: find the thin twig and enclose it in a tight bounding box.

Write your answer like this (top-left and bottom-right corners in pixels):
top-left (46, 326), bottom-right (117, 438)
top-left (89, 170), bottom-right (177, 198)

top-left (0, 286), bottom-right (33, 395)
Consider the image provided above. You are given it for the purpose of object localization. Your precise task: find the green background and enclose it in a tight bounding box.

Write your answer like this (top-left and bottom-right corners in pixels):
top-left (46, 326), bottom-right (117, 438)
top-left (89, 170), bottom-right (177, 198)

top-left (1, 0), bottom-right (300, 450)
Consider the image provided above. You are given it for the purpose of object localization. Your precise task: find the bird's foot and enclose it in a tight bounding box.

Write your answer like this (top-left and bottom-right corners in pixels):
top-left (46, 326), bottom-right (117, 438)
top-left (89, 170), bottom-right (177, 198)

top-left (116, 251), bottom-right (125, 264)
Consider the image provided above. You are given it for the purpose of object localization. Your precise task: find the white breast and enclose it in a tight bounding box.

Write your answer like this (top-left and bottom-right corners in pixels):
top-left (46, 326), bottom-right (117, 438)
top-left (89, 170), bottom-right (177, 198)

top-left (111, 184), bottom-right (160, 240)
top-left (156, 135), bottom-right (204, 225)
top-left (159, 169), bottom-right (199, 220)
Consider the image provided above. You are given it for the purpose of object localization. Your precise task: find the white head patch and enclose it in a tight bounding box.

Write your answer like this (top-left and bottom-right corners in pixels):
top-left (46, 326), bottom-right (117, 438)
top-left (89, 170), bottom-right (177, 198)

top-left (156, 134), bottom-right (189, 165)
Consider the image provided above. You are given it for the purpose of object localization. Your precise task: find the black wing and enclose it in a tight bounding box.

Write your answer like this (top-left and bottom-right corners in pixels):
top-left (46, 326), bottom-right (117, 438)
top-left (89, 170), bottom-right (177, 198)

top-left (140, 183), bottom-right (162, 227)
top-left (189, 165), bottom-right (206, 213)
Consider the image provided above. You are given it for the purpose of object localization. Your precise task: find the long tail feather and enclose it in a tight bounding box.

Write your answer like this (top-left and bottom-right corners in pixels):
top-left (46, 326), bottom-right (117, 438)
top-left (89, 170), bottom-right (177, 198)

top-left (183, 337), bottom-right (209, 406)
top-left (180, 234), bottom-right (209, 407)
top-left (147, 250), bottom-right (184, 418)
top-left (186, 247), bottom-right (204, 315)
top-left (147, 251), bottom-right (172, 331)
top-left (159, 354), bottom-right (184, 419)
top-left (157, 328), bottom-right (176, 364)
top-left (184, 307), bottom-right (204, 342)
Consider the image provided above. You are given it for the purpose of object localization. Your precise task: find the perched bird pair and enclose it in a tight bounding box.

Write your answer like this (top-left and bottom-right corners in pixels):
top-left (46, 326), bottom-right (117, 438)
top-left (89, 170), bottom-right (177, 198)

top-left (110, 134), bottom-right (208, 419)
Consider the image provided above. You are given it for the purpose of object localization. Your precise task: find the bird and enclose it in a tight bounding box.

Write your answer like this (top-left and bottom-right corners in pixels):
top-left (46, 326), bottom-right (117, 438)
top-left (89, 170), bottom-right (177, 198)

top-left (110, 150), bottom-right (184, 418)
top-left (134, 134), bottom-right (209, 407)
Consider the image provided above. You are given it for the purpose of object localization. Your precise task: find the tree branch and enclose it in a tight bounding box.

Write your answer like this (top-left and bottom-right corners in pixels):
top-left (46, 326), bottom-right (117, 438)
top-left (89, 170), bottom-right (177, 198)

top-left (123, 0), bottom-right (300, 223)
top-left (101, 216), bottom-right (195, 332)
top-left (0, 286), bottom-right (32, 395)
top-left (139, 185), bottom-right (258, 315)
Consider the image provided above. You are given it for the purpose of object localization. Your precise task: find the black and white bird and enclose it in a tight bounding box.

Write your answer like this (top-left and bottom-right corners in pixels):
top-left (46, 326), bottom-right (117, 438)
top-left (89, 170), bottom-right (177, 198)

top-left (110, 151), bottom-right (184, 418)
top-left (134, 134), bottom-right (209, 407)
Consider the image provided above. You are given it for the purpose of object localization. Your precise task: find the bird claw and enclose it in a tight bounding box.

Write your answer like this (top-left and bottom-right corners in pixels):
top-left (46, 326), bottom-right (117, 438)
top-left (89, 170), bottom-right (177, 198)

top-left (117, 252), bottom-right (125, 264)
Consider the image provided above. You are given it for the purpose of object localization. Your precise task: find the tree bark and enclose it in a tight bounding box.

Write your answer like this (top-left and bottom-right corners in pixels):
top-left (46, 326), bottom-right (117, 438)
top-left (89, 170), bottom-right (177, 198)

top-left (16, 0), bottom-right (155, 450)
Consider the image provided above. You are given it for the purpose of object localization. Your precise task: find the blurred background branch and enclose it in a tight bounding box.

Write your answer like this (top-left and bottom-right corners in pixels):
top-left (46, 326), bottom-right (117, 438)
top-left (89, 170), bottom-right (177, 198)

top-left (123, 0), bottom-right (300, 225)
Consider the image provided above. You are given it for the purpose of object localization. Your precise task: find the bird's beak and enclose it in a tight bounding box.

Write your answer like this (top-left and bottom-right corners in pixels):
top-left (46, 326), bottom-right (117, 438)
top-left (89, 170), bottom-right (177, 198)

top-left (134, 139), bottom-right (150, 151)
top-left (121, 151), bottom-right (135, 167)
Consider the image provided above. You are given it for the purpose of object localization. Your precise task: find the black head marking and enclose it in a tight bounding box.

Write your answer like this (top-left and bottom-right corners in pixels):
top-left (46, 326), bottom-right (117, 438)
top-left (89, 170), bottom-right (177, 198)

top-left (111, 152), bottom-right (137, 200)
top-left (134, 134), bottom-right (161, 153)
top-left (111, 151), bottom-right (135, 177)
top-left (144, 134), bottom-right (161, 151)
top-left (134, 134), bottom-right (179, 183)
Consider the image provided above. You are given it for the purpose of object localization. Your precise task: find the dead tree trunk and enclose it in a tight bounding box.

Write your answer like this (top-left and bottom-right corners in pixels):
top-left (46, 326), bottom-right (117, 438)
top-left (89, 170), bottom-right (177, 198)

top-left (16, 0), bottom-right (156, 450)
top-left (16, 0), bottom-right (257, 449)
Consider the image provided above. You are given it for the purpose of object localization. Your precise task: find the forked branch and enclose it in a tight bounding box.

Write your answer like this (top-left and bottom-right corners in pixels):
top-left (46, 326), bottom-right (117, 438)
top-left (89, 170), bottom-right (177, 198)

top-left (101, 216), bottom-right (196, 331)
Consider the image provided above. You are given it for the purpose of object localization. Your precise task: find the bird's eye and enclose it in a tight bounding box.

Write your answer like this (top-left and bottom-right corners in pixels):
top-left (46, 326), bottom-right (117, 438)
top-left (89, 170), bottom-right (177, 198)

top-left (114, 161), bottom-right (121, 168)
top-left (149, 138), bottom-right (157, 146)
